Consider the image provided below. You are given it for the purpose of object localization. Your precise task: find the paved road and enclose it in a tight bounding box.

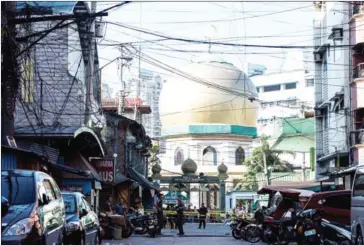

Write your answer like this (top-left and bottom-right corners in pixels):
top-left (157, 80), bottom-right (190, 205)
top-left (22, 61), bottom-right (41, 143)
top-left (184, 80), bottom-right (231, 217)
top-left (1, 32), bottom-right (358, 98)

top-left (101, 223), bottom-right (269, 245)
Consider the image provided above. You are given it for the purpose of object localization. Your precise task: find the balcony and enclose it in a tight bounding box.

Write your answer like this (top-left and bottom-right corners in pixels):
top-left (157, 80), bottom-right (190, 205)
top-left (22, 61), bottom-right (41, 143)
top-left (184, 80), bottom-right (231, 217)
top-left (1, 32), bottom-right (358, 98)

top-left (350, 3), bottom-right (364, 46)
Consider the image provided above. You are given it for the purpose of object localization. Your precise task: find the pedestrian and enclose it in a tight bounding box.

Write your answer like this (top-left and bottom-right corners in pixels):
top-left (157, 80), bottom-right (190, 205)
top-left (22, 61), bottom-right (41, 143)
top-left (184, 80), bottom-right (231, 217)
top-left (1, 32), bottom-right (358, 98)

top-left (105, 196), bottom-right (113, 215)
top-left (155, 193), bottom-right (164, 235)
top-left (175, 195), bottom-right (185, 236)
top-left (198, 203), bottom-right (208, 229)
top-left (113, 197), bottom-right (124, 215)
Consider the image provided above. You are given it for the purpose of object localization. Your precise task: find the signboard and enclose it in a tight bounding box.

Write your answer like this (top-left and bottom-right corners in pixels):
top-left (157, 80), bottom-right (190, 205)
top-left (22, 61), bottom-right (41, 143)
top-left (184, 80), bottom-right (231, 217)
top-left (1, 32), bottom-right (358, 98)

top-left (171, 175), bottom-right (220, 183)
top-left (163, 191), bottom-right (188, 204)
top-left (92, 158), bottom-right (114, 183)
top-left (61, 186), bottom-right (83, 193)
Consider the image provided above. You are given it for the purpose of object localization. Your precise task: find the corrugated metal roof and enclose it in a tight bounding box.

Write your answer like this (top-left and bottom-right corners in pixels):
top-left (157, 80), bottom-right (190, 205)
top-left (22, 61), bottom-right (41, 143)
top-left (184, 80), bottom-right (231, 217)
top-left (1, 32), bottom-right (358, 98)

top-left (16, 140), bottom-right (60, 165)
top-left (15, 126), bottom-right (79, 137)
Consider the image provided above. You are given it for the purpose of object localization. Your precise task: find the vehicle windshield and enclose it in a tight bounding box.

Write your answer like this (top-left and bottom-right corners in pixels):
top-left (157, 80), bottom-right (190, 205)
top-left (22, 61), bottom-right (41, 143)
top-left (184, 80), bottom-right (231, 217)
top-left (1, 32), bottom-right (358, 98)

top-left (1, 175), bottom-right (35, 205)
top-left (62, 194), bottom-right (77, 213)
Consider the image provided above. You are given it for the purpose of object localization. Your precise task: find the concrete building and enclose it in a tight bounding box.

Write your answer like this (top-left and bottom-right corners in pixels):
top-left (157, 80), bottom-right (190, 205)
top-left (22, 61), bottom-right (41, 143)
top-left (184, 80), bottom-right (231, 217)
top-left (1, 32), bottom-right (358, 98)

top-left (251, 51), bottom-right (315, 139)
top-left (313, 2), bottom-right (351, 184)
top-left (127, 69), bottom-right (164, 139)
top-left (158, 59), bottom-right (259, 208)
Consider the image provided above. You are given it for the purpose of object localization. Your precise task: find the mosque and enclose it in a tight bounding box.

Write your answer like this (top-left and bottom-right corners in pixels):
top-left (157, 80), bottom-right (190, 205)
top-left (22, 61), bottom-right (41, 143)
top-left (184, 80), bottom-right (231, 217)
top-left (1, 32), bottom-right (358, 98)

top-left (157, 58), bottom-right (260, 209)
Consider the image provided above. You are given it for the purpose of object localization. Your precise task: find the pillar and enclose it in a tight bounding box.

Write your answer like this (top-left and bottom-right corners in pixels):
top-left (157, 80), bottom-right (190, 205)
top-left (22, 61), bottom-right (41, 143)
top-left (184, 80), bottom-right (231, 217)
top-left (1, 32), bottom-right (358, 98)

top-left (220, 181), bottom-right (226, 211)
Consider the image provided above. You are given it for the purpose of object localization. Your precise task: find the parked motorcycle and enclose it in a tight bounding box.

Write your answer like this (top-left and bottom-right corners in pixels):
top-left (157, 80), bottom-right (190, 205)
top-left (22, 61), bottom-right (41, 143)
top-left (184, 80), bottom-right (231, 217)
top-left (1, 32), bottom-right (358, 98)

top-left (295, 209), bottom-right (351, 245)
top-left (230, 218), bottom-right (253, 240)
top-left (127, 211), bottom-right (158, 238)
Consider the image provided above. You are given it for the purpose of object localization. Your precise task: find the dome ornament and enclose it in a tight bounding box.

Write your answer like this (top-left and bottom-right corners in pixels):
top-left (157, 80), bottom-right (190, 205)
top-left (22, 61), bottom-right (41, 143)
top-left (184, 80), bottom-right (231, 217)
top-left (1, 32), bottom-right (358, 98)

top-left (151, 163), bottom-right (162, 179)
top-left (181, 158), bottom-right (198, 176)
top-left (217, 161), bottom-right (228, 180)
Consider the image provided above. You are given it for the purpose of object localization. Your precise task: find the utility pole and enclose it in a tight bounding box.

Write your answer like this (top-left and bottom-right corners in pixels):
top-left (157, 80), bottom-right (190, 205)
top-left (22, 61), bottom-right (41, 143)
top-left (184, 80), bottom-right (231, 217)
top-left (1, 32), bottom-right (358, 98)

top-left (134, 45), bottom-right (141, 121)
top-left (302, 152), bottom-right (306, 182)
top-left (118, 46), bottom-right (125, 115)
top-left (261, 138), bottom-right (269, 186)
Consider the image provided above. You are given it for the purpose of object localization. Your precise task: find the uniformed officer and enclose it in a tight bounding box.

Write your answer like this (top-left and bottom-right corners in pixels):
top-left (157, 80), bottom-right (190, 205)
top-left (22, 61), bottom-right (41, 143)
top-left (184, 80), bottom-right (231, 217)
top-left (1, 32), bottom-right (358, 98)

top-left (176, 195), bottom-right (185, 236)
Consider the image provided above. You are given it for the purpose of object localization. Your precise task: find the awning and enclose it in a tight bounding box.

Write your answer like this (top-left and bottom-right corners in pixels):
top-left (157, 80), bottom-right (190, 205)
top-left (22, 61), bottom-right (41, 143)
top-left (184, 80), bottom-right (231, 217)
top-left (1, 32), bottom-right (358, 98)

top-left (271, 134), bottom-right (314, 153)
top-left (15, 126), bottom-right (106, 157)
top-left (114, 173), bottom-right (134, 185)
top-left (127, 166), bottom-right (158, 190)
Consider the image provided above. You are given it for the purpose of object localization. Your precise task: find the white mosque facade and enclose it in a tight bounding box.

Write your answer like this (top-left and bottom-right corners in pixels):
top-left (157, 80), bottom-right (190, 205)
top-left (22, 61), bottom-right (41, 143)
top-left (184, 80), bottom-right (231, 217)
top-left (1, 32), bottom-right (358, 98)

top-left (157, 59), bottom-right (260, 209)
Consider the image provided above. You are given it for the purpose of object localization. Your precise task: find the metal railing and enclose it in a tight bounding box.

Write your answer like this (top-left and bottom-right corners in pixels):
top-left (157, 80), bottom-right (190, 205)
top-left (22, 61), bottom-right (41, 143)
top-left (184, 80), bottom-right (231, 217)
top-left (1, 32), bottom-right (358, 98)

top-left (353, 63), bottom-right (364, 80)
top-left (351, 129), bottom-right (364, 145)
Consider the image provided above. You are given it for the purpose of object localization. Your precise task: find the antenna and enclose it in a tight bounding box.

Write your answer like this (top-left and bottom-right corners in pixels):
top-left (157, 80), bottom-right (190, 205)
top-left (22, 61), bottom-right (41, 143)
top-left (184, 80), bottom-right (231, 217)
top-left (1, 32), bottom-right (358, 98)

top-left (204, 25), bottom-right (217, 53)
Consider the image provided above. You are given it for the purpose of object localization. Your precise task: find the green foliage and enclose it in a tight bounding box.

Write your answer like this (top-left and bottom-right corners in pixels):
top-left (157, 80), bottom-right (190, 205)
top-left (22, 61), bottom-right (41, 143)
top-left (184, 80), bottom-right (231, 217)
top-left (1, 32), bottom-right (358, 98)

top-left (236, 137), bottom-right (294, 191)
top-left (148, 144), bottom-right (161, 174)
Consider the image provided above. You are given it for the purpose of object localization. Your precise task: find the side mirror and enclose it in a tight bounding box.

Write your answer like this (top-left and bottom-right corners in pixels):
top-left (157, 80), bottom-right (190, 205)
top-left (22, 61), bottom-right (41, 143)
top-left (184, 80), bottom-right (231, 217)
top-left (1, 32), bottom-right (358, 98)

top-left (1, 196), bottom-right (9, 217)
top-left (80, 208), bottom-right (88, 218)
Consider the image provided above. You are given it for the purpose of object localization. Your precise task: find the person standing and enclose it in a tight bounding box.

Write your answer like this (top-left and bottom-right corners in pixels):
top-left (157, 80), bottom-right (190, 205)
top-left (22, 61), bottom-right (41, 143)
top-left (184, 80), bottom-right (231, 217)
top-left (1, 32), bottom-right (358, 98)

top-left (105, 196), bottom-right (113, 215)
top-left (155, 193), bottom-right (164, 235)
top-left (176, 195), bottom-right (185, 236)
top-left (113, 197), bottom-right (125, 215)
top-left (198, 203), bottom-right (208, 229)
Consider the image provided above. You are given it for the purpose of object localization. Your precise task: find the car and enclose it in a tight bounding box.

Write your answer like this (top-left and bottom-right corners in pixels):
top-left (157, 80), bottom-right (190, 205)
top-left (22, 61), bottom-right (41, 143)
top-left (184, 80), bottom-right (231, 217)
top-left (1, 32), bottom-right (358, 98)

top-left (61, 191), bottom-right (101, 245)
top-left (1, 170), bottom-right (66, 245)
top-left (304, 190), bottom-right (351, 226)
top-left (351, 165), bottom-right (364, 245)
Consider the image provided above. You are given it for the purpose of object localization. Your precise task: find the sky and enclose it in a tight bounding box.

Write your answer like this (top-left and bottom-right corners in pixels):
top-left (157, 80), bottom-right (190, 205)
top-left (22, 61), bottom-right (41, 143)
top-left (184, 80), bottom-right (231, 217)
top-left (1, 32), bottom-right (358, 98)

top-left (96, 2), bottom-right (316, 96)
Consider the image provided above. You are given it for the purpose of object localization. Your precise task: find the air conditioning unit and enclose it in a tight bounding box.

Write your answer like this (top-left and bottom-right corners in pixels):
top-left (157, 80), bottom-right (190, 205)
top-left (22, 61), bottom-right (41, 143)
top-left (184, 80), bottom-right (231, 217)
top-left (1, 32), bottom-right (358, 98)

top-left (330, 27), bottom-right (343, 41)
top-left (314, 52), bottom-right (323, 62)
top-left (6, 136), bottom-right (17, 148)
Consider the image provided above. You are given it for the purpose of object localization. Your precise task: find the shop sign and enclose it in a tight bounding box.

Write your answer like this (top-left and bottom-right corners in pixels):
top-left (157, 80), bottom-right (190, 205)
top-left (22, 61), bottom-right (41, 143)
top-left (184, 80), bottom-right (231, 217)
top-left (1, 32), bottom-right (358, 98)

top-left (61, 186), bottom-right (83, 193)
top-left (92, 158), bottom-right (114, 183)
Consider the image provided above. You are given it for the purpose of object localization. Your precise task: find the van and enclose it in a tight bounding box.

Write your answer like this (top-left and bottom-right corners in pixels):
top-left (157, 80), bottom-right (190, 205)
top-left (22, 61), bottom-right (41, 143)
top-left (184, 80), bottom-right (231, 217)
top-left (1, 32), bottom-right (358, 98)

top-left (1, 170), bottom-right (66, 245)
top-left (351, 165), bottom-right (364, 245)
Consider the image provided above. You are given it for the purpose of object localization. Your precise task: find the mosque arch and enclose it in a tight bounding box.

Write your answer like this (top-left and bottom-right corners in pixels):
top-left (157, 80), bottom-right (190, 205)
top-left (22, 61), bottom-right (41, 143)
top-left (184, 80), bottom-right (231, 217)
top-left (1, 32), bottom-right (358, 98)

top-left (174, 148), bottom-right (184, 166)
top-left (235, 147), bottom-right (245, 165)
top-left (202, 146), bottom-right (217, 166)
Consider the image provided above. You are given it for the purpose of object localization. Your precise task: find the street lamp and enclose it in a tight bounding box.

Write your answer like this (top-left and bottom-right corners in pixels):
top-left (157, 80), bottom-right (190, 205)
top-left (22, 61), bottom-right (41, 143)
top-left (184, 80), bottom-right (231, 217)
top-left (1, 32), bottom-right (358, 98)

top-left (113, 153), bottom-right (118, 183)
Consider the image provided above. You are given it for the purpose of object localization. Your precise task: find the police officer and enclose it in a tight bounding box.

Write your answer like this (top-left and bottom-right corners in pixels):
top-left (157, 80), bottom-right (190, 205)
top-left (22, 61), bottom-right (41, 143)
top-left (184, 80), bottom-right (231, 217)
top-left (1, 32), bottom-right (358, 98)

top-left (175, 195), bottom-right (185, 236)
top-left (198, 203), bottom-right (208, 229)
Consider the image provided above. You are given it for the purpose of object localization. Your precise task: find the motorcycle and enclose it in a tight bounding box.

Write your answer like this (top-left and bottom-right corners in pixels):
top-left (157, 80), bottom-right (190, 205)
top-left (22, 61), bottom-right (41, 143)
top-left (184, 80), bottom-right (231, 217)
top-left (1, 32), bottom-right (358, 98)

top-left (127, 211), bottom-right (158, 238)
top-left (295, 209), bottom-right (321, 245)
top-left (230, 217), bottom-right (254, 240)
top-left (295, 209), bottom-right (351, 245)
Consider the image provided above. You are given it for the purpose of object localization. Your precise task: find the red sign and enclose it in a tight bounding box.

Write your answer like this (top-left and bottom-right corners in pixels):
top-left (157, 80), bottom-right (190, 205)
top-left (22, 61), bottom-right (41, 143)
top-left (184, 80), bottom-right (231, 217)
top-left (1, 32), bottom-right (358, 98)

top-left (92, 158), bottom-right (114, 183)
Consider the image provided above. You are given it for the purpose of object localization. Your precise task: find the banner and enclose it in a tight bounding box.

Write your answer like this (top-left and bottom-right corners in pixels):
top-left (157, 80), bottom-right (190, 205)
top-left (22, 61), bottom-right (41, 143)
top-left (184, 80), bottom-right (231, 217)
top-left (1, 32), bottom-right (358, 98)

top-left (92, 158), bottom-right (114, 183)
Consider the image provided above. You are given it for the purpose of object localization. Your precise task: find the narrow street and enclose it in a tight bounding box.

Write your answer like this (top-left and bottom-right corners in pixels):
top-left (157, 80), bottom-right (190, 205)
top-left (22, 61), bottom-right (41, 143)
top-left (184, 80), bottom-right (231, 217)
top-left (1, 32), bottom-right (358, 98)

top-left (101, 223), bottom-right (276, 245)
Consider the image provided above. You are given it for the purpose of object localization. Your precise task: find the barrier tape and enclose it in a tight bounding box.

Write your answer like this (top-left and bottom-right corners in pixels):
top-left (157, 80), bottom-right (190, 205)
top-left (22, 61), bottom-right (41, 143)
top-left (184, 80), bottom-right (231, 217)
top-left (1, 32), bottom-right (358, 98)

top-left (143, 209), bottom-right (251, 220)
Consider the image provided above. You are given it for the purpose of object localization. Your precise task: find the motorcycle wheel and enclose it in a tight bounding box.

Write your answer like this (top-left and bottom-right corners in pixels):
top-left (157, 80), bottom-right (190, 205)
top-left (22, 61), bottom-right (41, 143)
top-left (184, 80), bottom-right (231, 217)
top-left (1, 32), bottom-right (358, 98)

top-left (232, 228), bottom-right (242, 240)
top-left (276, 226), bottom-right (289, 245)
top-left (121, 225), bottom-right (133, 239)
top-left (357, 230), bottom-right (364, 245)
top-left (147, 228), bottom-right (157, 238)
top-left (244, 225), bottom-right (261, 243)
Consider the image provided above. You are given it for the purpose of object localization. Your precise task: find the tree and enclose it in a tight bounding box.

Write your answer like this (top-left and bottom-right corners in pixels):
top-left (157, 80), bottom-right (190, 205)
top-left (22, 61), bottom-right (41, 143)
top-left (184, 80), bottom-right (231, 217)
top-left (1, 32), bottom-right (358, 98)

top-left (101, 83), bottom-right (113, 99)
top-left (148, 143), bottom-right (161, 175)
top-left (235, 136), bottom-right (294, 191)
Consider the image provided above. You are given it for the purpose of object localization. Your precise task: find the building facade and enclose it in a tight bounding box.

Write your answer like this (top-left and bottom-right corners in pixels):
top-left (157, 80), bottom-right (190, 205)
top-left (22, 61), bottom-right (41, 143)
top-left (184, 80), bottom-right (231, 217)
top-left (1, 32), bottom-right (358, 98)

top-left (127, 69), bottom-right (164, 139)
top-left (158, 59), bottom-right (259, 208)
top-left (313, 2), bottom-right (351, 184)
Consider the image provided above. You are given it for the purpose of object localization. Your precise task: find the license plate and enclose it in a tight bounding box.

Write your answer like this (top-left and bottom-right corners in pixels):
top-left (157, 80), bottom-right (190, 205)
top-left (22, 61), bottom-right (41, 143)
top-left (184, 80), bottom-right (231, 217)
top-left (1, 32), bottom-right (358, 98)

top-left (304, 229), bottom-right (316, 236)
top-left (149, 225), bottom-right (155, 229)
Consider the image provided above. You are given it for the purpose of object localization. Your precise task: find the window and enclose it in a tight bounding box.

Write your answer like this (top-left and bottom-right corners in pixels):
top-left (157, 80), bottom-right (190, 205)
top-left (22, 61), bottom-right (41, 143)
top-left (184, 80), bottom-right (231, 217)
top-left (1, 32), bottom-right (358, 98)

top-left (202, 146), bottom-right (217, 166)
top-left (79, 196), bottom-right (87, 211)
top-left (63, 194), bottom-right (77, 213)
top-left (306, 79), bottom-right (314, 87)
top-left (353, 169), bottom-right (364, 197)
top-left (82, 197), bottom-right (91, 212)
top-left (43, 179), bottom-right (56, 202)
top-left (174, 148), bottom-right (184, 166)
top-left (1, 176), bottom-right (35, 205)
top-left (49, 178), bottom-right (62, 199)
top-left (263, 85), bottom-right (281, 92)
top-left (20, 54), bottom-right (35, 103)
top-left (235, 147), bottom-right (245, 165)
top-left (325, 194), bottom-right (351, 210)
top-left (285, 83), bottom-right (297, 90)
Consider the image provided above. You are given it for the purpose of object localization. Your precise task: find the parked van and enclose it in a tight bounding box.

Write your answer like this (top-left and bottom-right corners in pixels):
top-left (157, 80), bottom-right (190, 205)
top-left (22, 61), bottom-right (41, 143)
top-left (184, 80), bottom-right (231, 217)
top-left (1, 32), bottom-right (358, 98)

top-left (351, 165), bottom-right (364, 245)
top-left (1, 170), bottom-right (66, 245)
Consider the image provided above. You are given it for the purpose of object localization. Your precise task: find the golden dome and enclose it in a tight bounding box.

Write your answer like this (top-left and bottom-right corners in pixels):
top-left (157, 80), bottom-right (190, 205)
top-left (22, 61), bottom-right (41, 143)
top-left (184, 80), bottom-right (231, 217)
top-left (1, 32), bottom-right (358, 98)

top-left (159, 61), bottom-right (259, 128)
